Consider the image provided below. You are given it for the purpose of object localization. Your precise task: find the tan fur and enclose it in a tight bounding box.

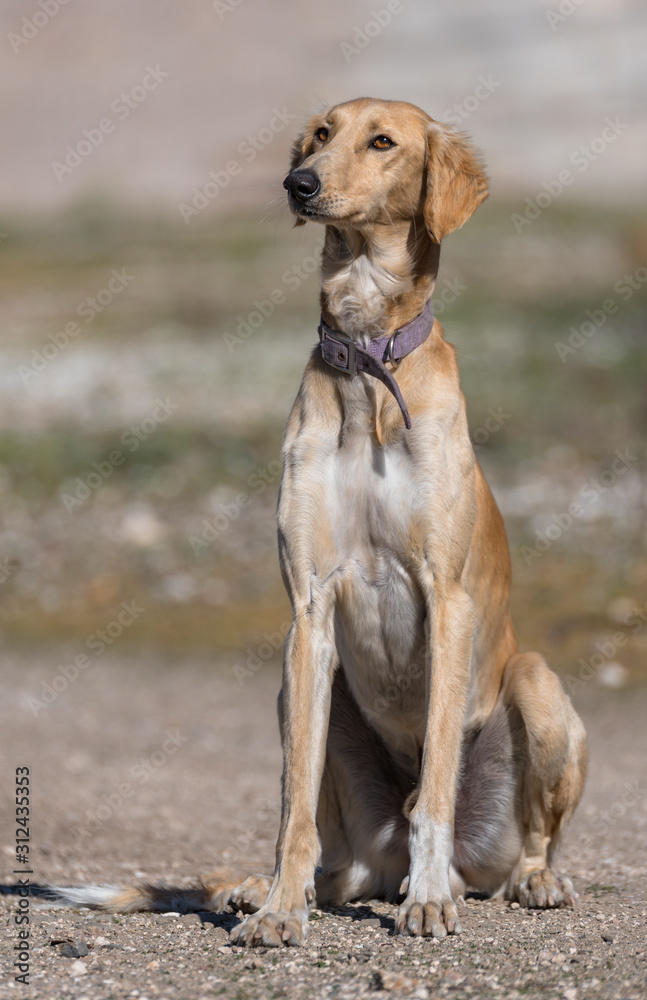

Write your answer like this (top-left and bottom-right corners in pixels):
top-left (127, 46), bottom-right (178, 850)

top-left (230, 98), bottom-right (587, 947)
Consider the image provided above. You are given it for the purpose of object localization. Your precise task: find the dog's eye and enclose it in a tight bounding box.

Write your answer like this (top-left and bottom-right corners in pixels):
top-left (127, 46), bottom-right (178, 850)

top-left (372, 135), bottom-right (394, 150)
top-left (315, 127), bottom-right (329, 142)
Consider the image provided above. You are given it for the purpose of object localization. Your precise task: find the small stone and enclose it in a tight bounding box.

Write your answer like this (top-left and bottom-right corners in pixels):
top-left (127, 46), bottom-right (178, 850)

top-left (563, 989), bottom-right (578, 1000)
top-left (509, 901), bottom-right (520, 910)
top-left (552, 952), bottom-right (566, 964)
top-left (68, 960), bottom-right (87, 977)
top-left (601, 932), bottom-right (615, 943)
top-left (538, 949), bottom-right (553, 963)
top-left (594, 913), bottom-right (605, 921)
top-left (374, 970), bottom-right (416, 991)
top-left (359, 917), bottom-right (381, 927)
top-left (60, 943), bottom-right (78, 958)
top-left (217, 945), bottom-right (230, 954)
top-left (180, 913), bottom-right (202, 926)
top-left (95, 936), bottom-right (110, 946)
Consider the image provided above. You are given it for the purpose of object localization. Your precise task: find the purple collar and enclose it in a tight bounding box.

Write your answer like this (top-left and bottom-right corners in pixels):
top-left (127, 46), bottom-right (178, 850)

top-left (318, 298), bottom-right (434, 429)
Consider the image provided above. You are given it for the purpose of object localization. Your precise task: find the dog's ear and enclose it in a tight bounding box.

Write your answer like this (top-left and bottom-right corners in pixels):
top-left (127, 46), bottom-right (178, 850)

top-left (423, 123), bottom-right (488, 243)
top-left (288, 119), bottom-right (318, 227)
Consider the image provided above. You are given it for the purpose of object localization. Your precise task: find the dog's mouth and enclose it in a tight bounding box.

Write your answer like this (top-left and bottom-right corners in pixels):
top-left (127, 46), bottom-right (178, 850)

top-left (288, 197), bottom-right (324, 219)
top-left (287, 193), bottom-right (359, 227)
top-left (286, 192), bottom-right (334, 223)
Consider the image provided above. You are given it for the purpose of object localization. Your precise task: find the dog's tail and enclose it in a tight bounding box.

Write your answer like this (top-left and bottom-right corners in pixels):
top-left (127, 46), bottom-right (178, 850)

top-left (0, 872), bottom-right (238, 913)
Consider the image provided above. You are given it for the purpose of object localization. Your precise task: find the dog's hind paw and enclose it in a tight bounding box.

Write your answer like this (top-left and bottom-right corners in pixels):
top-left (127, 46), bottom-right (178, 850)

top-left (229, 908), bottom-right (308, 947)
top-left (513, 869), bottom-right (577, 909)
top-left (229, 874), bottom-right (272, 915)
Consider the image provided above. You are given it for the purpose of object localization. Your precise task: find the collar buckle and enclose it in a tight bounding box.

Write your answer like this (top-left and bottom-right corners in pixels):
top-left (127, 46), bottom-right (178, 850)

top-left (320, 325), bottom-right (357, 375)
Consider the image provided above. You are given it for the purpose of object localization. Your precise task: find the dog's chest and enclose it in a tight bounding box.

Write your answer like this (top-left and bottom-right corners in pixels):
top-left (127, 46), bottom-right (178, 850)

top-left (322, 434), bottom-right (428, 754)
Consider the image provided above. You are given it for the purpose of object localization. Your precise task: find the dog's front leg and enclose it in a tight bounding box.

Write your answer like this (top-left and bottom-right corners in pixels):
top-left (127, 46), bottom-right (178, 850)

top-left (397, 578), bottom-right (474, 939)
top-left (230, 581), bottom-right (337, 948)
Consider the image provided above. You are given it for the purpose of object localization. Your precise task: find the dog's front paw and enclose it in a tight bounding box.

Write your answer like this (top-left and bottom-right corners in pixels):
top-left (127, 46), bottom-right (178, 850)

top-left (395, 896), bottom-right (462, 938)
top-left (514, 869), bottom-right (577, 909)
top-left (229, 908), bottom-right (308, 947)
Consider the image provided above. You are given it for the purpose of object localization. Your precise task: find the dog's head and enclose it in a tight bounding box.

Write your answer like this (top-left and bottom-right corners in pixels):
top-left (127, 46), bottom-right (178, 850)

top-left (283, 98), bottom-right (488, 243)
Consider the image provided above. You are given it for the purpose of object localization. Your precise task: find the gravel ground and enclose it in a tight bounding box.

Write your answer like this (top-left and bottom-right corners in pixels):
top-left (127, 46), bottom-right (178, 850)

top-left (1, 655), bottom-right (646, 999)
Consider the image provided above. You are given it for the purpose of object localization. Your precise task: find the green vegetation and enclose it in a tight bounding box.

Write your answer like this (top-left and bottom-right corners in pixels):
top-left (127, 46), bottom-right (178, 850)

top-left (2, 201), bottom-right (646, 674)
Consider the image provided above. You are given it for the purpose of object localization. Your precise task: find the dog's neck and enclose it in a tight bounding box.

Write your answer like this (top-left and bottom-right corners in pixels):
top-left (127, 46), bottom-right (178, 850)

top-left (320, 219), bottom-right (440, 340)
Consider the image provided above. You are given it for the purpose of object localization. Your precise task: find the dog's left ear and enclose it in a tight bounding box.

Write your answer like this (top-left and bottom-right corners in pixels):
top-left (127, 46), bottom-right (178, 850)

top-left (288, 125), bottom-right (316, 228)
top-left (423, 123), bottom-right (488, 243)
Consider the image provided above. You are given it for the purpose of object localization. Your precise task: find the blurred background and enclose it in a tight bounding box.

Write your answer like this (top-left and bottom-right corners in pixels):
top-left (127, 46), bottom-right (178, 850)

top-left (0, 0), bottom-right (646, 880)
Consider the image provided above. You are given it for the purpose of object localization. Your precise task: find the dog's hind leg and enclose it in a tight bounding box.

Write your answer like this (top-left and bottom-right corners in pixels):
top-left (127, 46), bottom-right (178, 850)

top-left (501, 652), bottom-right (587, 907)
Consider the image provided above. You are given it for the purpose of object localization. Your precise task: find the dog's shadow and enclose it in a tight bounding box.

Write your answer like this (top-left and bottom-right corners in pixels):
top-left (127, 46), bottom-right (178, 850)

top-left (320, 903), bottom-right (395, 932)
top-left (198, 910), bottom-right (239, 933)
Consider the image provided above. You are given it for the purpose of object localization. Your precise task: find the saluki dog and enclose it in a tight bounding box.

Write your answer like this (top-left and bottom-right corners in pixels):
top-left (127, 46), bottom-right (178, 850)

top-left (228, 97), bottom-right (587, 946)
top-left (10, 98), bottom-right (587, 948)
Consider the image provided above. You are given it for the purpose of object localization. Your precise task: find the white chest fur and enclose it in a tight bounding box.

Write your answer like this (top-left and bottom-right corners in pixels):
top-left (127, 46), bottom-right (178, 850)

top-left (285, 423), bottom-right (429, 765)
top-left (322, 244), bottom-right (412, 339)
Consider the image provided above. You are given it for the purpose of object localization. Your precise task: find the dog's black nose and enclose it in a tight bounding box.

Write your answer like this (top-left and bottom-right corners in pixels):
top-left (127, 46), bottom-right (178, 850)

top-left (283, 169), bottom-right (321, 202)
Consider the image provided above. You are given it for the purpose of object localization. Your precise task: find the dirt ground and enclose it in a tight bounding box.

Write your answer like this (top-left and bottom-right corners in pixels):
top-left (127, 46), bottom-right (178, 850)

top-left (1, 653), bottom-right (646, 1000)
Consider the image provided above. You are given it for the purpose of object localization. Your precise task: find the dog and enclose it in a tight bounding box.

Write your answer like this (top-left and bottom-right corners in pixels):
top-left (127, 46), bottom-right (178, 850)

top-left (226, 97), bottom-right (588, 947)
top-left (7, 98), bottom-right (587, 947)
